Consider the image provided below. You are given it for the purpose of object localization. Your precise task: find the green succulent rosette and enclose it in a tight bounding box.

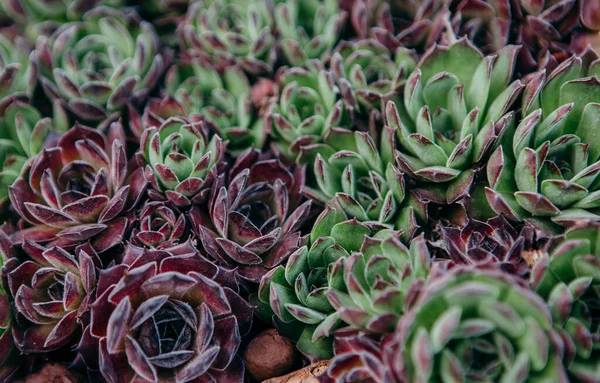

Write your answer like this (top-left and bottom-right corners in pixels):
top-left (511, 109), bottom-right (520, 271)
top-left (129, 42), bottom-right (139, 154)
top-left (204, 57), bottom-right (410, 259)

top-left (0, 0), bottom-right (123, 41)
top-left (299, 125), bottom-right (426, 242)
top-left (36, 7), bottom-right (165, 128)
top-left (531, 222), bottom-right (600, 381)
top-left (163, 58), bottom-right (266, 154)
top-left (330, 39), bottom-right (417, 120)
top-left (274, 0), bottom-right (345, 67)
top-left (486, 57), bottom-right (600, 229)
top-left (392, 38), bottom-right (523, 205)
top-left (267, 62), bottom-right (353, 161)
top-left (0, 102), bottom-right (67, 201)
top-left (257, 205), bottom-right (391, 361)
top-left (326, 233), bottom-right (430, 334)
top-left (178, 0), bottom-right (276, 74)
top-left (141, 118), bottom-right (226, 207)
top-left (394, 267), bottom-right (568, 383)
top-left (0, 34), bottom-right (36, 110)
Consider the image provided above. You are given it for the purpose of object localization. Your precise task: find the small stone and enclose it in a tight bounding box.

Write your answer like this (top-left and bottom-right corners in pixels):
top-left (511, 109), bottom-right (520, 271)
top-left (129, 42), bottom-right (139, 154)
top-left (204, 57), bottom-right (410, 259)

top-left (244, 329), bottom-right (296, 381)
top-left (18, 363), bottom-right (83, 383)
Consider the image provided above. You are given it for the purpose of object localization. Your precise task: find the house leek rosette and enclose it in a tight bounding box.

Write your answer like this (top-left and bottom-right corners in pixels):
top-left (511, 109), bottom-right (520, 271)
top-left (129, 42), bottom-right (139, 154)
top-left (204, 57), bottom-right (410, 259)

top-left (197, 148), bottom-right (312, 283)
top-left (439, 216), bottom-right (549, 277)
top-left (9, 123), bottom-right (146, 252)
top-left (161, 57), bottom-right (266, 153)
top-left (330, 39), bottom-right (417, 120)
top-left (0, 34), bottom-right (36, 111)
top-left (274, 0), bottom-right (345, 67)
top-left (90, 247), bottom-right (252, 383)
top-left (129, 201), bottom-right (189, 251)
top-left (486, 57), bottom-right (600, 229)
top-left (531, 222), bottom-right (600, 381)
top-left (5, 241), bottom-right (101, 354)
top-left (0, 0), bottom-right (124, 41)
top-left (392, 38), bottom-right (524, 204)
top-left (0, 230), bottom-right (19, 382)
top-left (267, 62), bottom-right (353, 161)
top-left (141, 118), bottom-right (225, 208)
top-left (257, 205), bottom-right (391, 361)
top-left (381, 267), bottom-right (568, 383)
top-left (0, 101), bottom-right (67, 201)
top-left (326, 233), bottom-right (431, 334)
top-left (178, 0), bottom-right (276, 74)
top-left (300, 125), bottom-right (426, 242)
top-left (35, 7), bottom-right (165, 128)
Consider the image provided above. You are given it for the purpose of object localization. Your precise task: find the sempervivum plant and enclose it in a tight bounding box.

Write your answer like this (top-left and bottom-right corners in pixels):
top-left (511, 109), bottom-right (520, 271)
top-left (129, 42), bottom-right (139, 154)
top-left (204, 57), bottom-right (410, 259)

top-left (274, 0), bottom-right (345, 67)
top-left (381, 267), bottom-right (567, 383)
top-left (9, 123), bottom-right (146, 252)
top-left (196, 148), bottom-right (312, 283)
top-left (0, 102), bottom-right (65, 201)
top-left (0, 34), bottom-right (36, 110)
top-left (161, 58), bottom-right (266, 153)
top-left (5, 241), bottom-right (101, 355)
top-left (392, 39), bottom-right (524, 204)
top-left (35, 7), bottom-right (165, 128)
top-left (531, 222), bottom-right (600, 381)
top-left (300, 125), bottom-right (425, 242)
top-left (267, 62), bottom-right (353, 161)
top-left (330, 40), bottom-right (417, 120)
top-left (256, 205), bottom-right (390, 360)
top-left (141, 118), bottom-right (226, 208)
top-left (178, 0), bottom-right (276, 74)
top-left (326, 233), bottom-right (431, 334)
top-left (0, 231), bottom-right (19, 381)
top-left (90, 247), bottom-right (252, 383)
top-left (438, 215), bottom-right (549, 277)
top-left (486, 57), bottom-right (600, 229)
top-left (129, 201), bottom-right (189, 251)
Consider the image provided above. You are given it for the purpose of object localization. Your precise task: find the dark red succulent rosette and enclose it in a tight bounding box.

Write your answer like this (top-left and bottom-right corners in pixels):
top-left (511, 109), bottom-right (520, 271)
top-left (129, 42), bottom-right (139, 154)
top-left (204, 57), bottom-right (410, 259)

top-left (129, 201), bottom-right (189, 251)
top-left (194, 148), bottom-right (313, 283)
top-left (90, 247), bottom-right (252, 383)
top-left (8, 123), bottom-right (147, 252)
top-left (437, 216), bottom-right (550, 278)
top-left (4, 240), bottom-right (101, 355)
top-left (0, 230), bottom-right (20, 382)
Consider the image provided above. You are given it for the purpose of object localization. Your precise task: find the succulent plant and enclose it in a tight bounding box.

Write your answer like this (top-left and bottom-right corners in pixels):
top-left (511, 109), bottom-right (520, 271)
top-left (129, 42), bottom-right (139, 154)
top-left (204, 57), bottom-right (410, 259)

top-left (486, 57), bottom-right (600, 230)
top-left (531, 222), bottom-right (600, 381)
top-left (5, 241), bottom-right (101, 354)
top-left (90, 247), bottom-right (252, 383)
top-left (0, 102), bottom-right (67, 201)
top-left (0, 34), bottom-right (36, 110)
top-left (257, 205), bottom-right (389, 360)
top-left (36, 7), bottom-right (165, 128)
top-left (438, 215), bottom-right (549, 277)
top-left (0, 231), bottom-right (19, 382)
top-left (161, 57), bottom-right (266, 153)
top-left (385, 267), bottom-right (567, 382)
top-left (129, 201), bottom-right (189, 251)
top-left (300, 125), bottom-right (426, 242)
top-left (392, 38), bottom-right (524, 204)
top-left (274, 0), bottom-right (345, 67)
top-left (512, 0), bottom-right (600, 74)
top-left (9, 123), bottom-right (146, 252)
top-left (196, 148), bottom-right (312, 283)
top-left (141, 118), bottom-right (225, 208)
top-left (0, 0), bottom-right (124, 41)
top-left (330, 40), bottom-right (417, 120)
top-left (326, 232), bottom-right (431, 334)
top-left (267, 62), bottom-right (353, 161)
top-left (178, 0), bottom-right (276, 74)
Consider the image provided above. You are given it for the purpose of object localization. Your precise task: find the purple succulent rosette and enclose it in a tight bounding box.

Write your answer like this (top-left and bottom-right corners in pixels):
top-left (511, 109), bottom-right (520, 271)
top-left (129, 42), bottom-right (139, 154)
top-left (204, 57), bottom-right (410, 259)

top-left (195, 148), bottom-right (312, 283)
top-left (5, 241), bottom-right (101, 354)
top-left (9, 123), bottom-right (146, 252)
top-left (0, 230), bottom-right (20, 382)
top-left (90, 248), bottom-right (252, 383)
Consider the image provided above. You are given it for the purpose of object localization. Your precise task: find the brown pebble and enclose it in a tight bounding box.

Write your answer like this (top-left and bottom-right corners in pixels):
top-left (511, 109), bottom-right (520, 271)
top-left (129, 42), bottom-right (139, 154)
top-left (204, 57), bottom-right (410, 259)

top-left (244, 329), bottom-right (297, 381)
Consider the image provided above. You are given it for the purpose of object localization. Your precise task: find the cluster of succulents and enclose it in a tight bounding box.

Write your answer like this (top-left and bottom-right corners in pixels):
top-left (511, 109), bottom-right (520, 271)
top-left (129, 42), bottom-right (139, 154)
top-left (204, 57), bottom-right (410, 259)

top-left (1, 0), bottom-right (600, 382)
